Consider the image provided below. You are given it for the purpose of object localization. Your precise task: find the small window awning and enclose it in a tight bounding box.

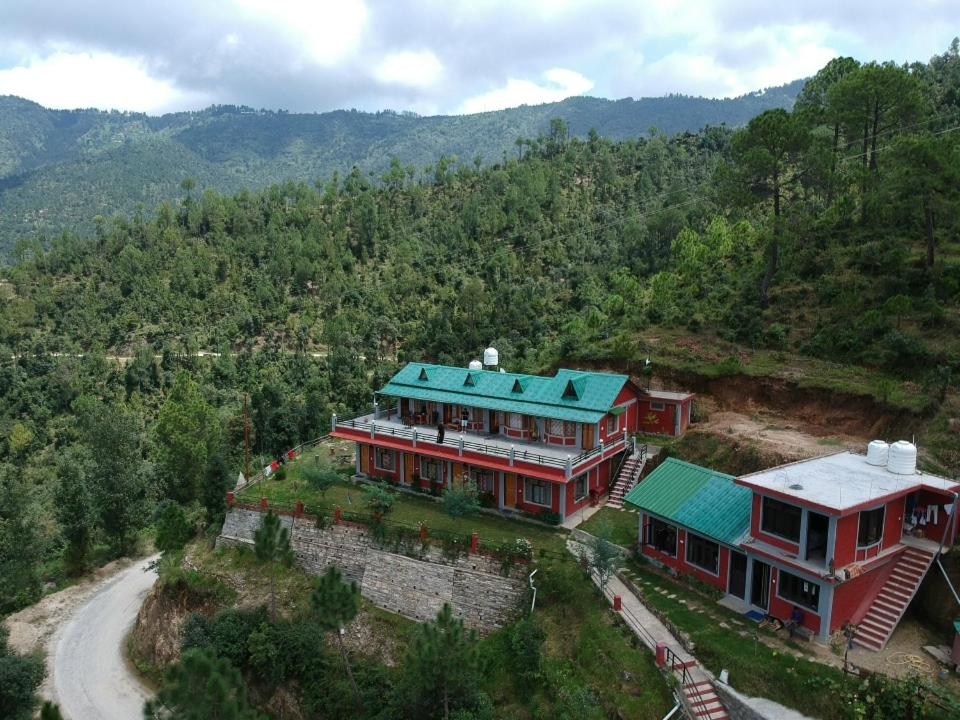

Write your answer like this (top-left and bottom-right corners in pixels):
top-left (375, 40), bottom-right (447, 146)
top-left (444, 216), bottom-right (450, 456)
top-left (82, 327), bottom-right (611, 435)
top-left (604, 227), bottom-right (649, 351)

top-left (609, 406), bottom-right (627, 416)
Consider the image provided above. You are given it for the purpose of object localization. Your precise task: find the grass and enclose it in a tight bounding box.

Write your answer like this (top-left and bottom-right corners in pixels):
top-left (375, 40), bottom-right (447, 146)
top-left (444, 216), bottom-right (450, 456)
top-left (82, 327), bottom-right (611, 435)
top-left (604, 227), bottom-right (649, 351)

top-left (237, 459), bottom-right (570, 554)
top-left (622, 559), bottom-right (851, 719)
top-left (579, 507), bottom-right (638, 549)
top-left (482, 556), bottom-right (674, 719)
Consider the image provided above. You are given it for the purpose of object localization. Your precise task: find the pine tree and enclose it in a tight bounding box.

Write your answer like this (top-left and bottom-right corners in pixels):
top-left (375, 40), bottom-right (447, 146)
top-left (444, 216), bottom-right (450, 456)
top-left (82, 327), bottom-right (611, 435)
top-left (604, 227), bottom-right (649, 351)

top-left (40, 702), bottom-right (64, 720)
top-left (311, 567), bottom-right (361, 703)
top-left (401, 603), bottom-right (481, 720)
top-left (253, 511), bottom-right (294, 621)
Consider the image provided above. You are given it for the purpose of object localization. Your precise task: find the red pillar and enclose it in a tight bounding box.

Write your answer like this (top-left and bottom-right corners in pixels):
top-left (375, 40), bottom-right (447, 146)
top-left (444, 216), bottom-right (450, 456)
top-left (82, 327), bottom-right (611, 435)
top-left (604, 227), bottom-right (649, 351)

top-left (295, 500), bottom-right (304, 517)
top-left (226, 492), bottom-right (235, 506)
top-left (613, 595), bottom-right (622, 611)
top-left (656, 642), bottom-right (667, 668)
top-left (260, 497), bottom-right (269, 511)
top-left (470, 532), bottom-right (479, 554)
top-left (334, 506), bottom-right (342, 524)
top-left (420, 524), bottom-right (429, 541)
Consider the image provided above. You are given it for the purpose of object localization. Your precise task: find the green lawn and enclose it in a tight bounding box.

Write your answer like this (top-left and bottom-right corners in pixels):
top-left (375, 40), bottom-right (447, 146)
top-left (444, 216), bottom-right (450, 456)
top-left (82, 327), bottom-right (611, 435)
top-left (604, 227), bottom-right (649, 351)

top-left (579, 507), bottom-right (639, 549)
top-left (237, 459), bottom-right (569, 554)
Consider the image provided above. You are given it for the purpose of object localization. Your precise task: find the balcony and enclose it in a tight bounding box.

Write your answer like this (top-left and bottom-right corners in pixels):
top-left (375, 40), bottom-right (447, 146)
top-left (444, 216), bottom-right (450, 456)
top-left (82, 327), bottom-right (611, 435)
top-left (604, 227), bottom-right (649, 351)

top-left (331, 411), bottom-right (629, 480)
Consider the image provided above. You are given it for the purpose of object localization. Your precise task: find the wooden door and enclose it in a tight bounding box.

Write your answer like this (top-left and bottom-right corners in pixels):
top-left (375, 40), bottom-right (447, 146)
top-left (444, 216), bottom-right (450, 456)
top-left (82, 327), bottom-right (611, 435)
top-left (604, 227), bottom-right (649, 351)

top-left (583, 424), bottom-right (595, 450)
top-left (404, 453), bottom-right (415, 485)
top-left (443, 404), bottom-right (453, 423)
top-left (360, 444), bottom-right (370, 475)
top-left (452, 462), bottom-right (464, 485)
top-left (505, 473), bottom-right (517, 508)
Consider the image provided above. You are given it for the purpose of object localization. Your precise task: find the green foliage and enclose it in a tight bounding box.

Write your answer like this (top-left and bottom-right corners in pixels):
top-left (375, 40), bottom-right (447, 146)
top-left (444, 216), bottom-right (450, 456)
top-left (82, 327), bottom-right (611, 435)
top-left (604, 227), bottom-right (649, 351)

top-left (362, 482), bottom-right (395, 518)
top-left (0, 465), bottom-right (44, 612)
top-left (508, 617), bottom-right (545, 683)
top-left (0, 628), bottom-right (45, 720)
top-left (155, 502), bottom-right (194, 554)
top-left (253, 511), bottom-right (294, 620)
top-left (805, 669), bottom-right (959, 720)
top-left (301, 463), bottom-right (339, 498)
top-left (399, 603), bottom-right (483, 720)
top-left (442, 481), bottom-right (480, 518)
top-left (144, 647), bottom-right (265, 720)
top-left (39, 702), bottom-right (64, 720)
top-left (54, 446), bottom-right (98, 575)
top-left (587, 531), bottom-right (621, 590)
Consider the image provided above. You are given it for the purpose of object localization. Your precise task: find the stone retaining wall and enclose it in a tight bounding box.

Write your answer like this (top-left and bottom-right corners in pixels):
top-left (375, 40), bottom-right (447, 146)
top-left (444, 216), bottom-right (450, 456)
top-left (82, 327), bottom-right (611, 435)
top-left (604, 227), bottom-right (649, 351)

top-left (216, 508), bottom-right (525, 633)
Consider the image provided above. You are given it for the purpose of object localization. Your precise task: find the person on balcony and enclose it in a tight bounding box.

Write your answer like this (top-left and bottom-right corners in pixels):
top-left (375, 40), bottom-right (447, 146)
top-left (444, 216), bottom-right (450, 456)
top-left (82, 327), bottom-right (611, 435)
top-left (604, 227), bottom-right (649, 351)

top-left (437, 422), bottom-right (445, 444)
top-left (460, 408), bottom-right (469, 432)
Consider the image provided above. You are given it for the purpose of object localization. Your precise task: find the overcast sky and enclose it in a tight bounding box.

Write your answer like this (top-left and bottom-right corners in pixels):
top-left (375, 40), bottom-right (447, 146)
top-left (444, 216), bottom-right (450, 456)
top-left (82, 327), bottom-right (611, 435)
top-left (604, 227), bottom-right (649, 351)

top-left (0, 1), bottom-right (956, 116)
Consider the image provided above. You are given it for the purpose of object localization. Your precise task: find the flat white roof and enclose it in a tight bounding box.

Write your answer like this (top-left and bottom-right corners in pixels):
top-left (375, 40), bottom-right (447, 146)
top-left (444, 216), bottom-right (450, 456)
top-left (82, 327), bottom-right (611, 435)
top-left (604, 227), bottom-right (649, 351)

top-left (643, 389), bottom-right (693, 402)
top-left (737, 451), bottom-right (958, 513)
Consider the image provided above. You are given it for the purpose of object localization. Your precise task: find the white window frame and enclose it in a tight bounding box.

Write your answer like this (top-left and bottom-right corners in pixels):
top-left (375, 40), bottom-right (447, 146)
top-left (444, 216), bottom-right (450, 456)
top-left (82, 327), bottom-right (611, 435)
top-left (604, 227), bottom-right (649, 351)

top-left (421, 458), bottom-right (443, 483)
top-left (608, 412), bottom-right (620, 433)
top-left (524, 478), bottom-right (553, 507)
top-left (651, 401), bottom-right (666, 412)
top-left (775, 569), bottom-right (822, 615)
top-left (573, 473), bottom-right (589, 501)
top-left (685, 532), bottom-right (720, 576)
top-left (508, 412), bottom-right (524, 429)
top-left (856, 505), bottom-right (885, 549)
top-left (374, 447), bottom-right (395, 472)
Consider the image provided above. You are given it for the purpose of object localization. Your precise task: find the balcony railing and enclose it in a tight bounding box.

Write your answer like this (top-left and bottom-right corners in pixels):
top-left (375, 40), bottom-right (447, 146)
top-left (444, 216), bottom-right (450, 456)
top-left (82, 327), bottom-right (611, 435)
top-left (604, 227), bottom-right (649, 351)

top-left (332, 411), bottom-right (627, 478)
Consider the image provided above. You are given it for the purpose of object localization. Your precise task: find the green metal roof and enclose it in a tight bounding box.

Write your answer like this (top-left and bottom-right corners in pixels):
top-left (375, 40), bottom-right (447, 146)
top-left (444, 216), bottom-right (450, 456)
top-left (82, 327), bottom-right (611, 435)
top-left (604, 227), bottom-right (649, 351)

top-left (378, 363), bottom-right (630, 424)
top-left (623, 458), bottom-right (751, 546)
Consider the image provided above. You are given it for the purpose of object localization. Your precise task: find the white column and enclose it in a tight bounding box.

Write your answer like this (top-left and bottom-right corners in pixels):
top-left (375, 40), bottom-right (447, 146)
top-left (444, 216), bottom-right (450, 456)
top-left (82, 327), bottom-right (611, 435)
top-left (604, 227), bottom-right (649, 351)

top-left (559, 482), bottom-right (567, 521)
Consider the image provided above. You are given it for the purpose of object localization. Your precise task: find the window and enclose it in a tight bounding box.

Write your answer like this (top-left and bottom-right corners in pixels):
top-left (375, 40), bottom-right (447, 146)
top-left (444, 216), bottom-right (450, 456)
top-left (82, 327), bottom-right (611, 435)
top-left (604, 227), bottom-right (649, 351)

top-left (421, 459), bottom-right (442, 483)
top-left (647, 517), bottom-right (677, 556)
top-left (547, 419), bottom-right (576, 437)
top-left (573, 473), bottom-right (588, 501)
top-left (508, 413), bottom-right (525, 429)
top-left (858, 507), bottom-right (885, 547)
top-left (471, 468), bottom-right (495, 493)
top-left (374, 448), bottom-right (395, 471)
top-left (778, 570), bottom-right (820, 612)
top-left (686, 533), bottom-right (719, 574)
top-left (651, 401), bottom-right (666, 412)
top-left (761, 497), bottom-right (802, 543)
top-left (608, 412), bottom-right (620, 433)
top-left (524, 478), bottom-right (552, 507)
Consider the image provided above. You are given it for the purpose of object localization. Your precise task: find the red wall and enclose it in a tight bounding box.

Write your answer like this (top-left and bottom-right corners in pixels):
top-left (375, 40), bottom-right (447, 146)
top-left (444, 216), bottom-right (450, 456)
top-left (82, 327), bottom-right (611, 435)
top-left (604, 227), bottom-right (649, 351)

top-left (830, 556), bottom-right (899, 632)
top-left (566, 458), bottom-right (615, 515)
top-left (750, 494), bottom-right (802, 554)
top-left (768, 567), bottom-right (822, 636)
top-left (882, 497), bottom-right (905, 551)
top-left (639, 517), bottom-right (728, 592)
top-left (834, 514), bottom-right (858, 567)
top-left (636, 396), bottom-right (692, 437)
top-left (515, 475), bottom-right (562, 516)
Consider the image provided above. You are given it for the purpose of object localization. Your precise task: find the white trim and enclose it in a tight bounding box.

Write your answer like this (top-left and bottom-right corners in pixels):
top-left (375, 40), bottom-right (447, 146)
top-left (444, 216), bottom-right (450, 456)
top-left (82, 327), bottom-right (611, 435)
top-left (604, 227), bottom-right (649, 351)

top-left (774, 567), bottom-right (823, 617)
top-left (855, 504), bottom-right (886, 549)
top-left (524, 477), bottom-right (553, 507)
top-left (573, 472), bottom-right (589, 502)
top-left (685, 531), bottom-right (721, 577)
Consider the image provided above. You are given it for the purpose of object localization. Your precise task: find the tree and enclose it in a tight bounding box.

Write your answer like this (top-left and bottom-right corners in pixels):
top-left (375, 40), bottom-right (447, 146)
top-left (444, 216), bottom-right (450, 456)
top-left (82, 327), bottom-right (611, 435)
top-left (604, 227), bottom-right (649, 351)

top-left (40, 702), bottom-right (64, 720)
top-left (400, 603), bottom-right (482, 720)
top-left (155, 372), bottom-right (221, 504)
top-left (729, 108), bottom-right (810, 306)
top-left (883, 133), bottom-right (959, 267)
top-left (442, 478), bottom-right (480, 518)
top-left (310, 567), bottom-right (361, 702)
top-left (55, 447), bottom-right (99, 575)
top-left (0, 465), bottom-right (44, 612)
top-left (253, 511), bottom-right (294, 621)
top-left (144, 647), bottom-right (264, 720)
top-left (587, 529), bottom-right (621, 590)
top-left (362, 481), bottom-right (395, 521)
top-left (301, 463), bottom-right (339, 500)
top-left (155, 502), bottom-right (193, 554)
top-left (0, 627), bottom-right (45, 720)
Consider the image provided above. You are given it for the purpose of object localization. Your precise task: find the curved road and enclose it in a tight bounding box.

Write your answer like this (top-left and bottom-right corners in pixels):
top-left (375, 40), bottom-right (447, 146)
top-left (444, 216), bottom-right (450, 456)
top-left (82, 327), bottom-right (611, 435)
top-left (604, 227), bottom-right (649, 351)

top-left (50, 555), bottom-right (160, 720)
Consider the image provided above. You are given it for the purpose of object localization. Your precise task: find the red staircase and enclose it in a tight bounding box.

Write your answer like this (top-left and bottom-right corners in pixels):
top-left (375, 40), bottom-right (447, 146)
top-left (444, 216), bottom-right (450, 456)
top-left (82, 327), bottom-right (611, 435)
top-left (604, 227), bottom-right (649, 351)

top-left (606, 450), bottom-right (647, 509)
top-left (852, 545), bottom-right (937, 652)
top-left (683, 681), bottom-right (729, 720)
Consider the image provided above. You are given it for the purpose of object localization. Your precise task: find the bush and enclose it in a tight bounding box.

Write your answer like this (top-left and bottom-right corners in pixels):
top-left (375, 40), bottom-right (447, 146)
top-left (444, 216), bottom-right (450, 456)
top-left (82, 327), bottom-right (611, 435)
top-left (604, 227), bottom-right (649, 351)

top-left (155, 502), bottom-right (194, 554)
top-left (508, 617), bottom-right (545, 682)
top-left (301, 464), bottom-right (340, 496)
top-left (538, 511), bottom-right (562, 526)
top-left (442, 483), bottom-right (480, 518)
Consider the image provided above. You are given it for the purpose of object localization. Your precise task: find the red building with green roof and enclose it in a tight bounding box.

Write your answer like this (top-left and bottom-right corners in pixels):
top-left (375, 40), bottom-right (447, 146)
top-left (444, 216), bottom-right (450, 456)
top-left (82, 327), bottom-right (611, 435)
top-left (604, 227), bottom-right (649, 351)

top-left (626, 448), bottom-right (959, 647)
top-left (330, 361), bottom-right (645, 521)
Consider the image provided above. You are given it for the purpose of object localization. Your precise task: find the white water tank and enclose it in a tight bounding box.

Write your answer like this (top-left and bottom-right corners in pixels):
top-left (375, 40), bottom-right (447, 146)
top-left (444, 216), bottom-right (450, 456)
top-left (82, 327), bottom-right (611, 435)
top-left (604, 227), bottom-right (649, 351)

top-left (866, 440), bottom-right (889, 466)
top-left (483, 347), bottom-right (499, 368)
top-left (887, 440), bottom-right (918, 475)
top-left (468, 360), bottom-right (482, 371)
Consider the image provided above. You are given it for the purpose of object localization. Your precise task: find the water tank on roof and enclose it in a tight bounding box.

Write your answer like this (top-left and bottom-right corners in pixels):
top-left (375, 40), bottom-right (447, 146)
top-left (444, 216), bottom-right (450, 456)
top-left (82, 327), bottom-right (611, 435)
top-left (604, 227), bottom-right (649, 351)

top-left (866, 440), bottom-right (889, 466)
top-left (483, 347), bottom-right (499, 368)
top-left (468, 360), bottom-right (482, 371)
top-left (887, 440), bottom-right (917, 475)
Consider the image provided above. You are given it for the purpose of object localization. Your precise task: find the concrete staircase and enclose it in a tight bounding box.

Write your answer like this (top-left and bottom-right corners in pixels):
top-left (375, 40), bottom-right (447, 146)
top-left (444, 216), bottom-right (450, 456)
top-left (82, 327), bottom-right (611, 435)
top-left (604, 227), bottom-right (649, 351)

top-left (852, 545), bottom-right (937, 651)
top-left (683, 680), bottom-right (730, 720)
top-left (606, 450), bottom-right (646, 509)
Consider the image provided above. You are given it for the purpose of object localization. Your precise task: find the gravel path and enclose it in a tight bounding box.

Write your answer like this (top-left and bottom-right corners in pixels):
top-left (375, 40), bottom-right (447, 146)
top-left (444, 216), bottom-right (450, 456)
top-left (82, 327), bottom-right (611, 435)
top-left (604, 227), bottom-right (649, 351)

top-left (50, 555), bottom-right (159, 720)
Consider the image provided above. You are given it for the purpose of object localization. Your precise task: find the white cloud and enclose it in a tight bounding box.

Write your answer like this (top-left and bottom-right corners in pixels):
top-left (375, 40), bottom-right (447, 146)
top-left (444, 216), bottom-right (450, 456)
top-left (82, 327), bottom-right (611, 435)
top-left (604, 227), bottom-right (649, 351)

top-left (0, 50), bottom-right (208, 112)
top-left (458, 67), bottom-right (594, 114)
top-left (234, 0), bottom-right (369, 67)
top-left (373, 50), bottom-right (443, 89)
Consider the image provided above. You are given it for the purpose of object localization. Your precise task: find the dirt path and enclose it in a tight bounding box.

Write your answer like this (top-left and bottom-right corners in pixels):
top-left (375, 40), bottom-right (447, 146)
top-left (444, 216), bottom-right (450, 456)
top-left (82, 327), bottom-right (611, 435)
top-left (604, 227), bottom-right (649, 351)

top-left (4, 555), bottom-right (159, 719)
top-left (696, 406), bottom-right (867, 460)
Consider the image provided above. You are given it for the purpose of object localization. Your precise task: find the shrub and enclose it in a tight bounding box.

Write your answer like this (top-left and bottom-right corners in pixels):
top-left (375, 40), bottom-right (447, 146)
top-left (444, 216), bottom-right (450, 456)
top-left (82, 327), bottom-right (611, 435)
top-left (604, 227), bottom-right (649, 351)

top-left (538, 511), bottom-right (562, 526)
top-left (155, 502), bottom-right (194, 554)
top-left (442, 483), bottom-right (480, 518)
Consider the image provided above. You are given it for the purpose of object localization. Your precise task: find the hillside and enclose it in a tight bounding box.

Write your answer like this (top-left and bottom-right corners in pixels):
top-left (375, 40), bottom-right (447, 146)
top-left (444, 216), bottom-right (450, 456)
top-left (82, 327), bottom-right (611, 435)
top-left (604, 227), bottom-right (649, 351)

top-left (0, 82), bottom-right (803, 253)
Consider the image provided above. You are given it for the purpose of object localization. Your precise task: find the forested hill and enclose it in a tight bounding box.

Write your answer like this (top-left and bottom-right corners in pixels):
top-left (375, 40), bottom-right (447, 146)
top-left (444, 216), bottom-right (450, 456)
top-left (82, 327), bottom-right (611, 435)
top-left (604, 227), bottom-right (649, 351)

top-left (0, 81), bottom-right (803, 252)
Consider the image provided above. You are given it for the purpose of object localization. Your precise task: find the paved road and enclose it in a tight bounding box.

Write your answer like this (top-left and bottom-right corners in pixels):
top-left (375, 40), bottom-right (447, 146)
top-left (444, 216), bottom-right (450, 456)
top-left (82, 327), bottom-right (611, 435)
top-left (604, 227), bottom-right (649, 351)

top-left (50, 555), bottom-right (160, 720)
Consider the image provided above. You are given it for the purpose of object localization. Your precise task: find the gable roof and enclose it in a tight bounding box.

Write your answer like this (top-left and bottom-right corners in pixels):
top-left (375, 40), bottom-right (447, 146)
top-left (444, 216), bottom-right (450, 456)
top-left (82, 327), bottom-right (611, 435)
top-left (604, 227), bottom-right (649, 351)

top-left (624, 458), bottom-right (751, 546)
top-left (378, 363), bottom-right (631, 424)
